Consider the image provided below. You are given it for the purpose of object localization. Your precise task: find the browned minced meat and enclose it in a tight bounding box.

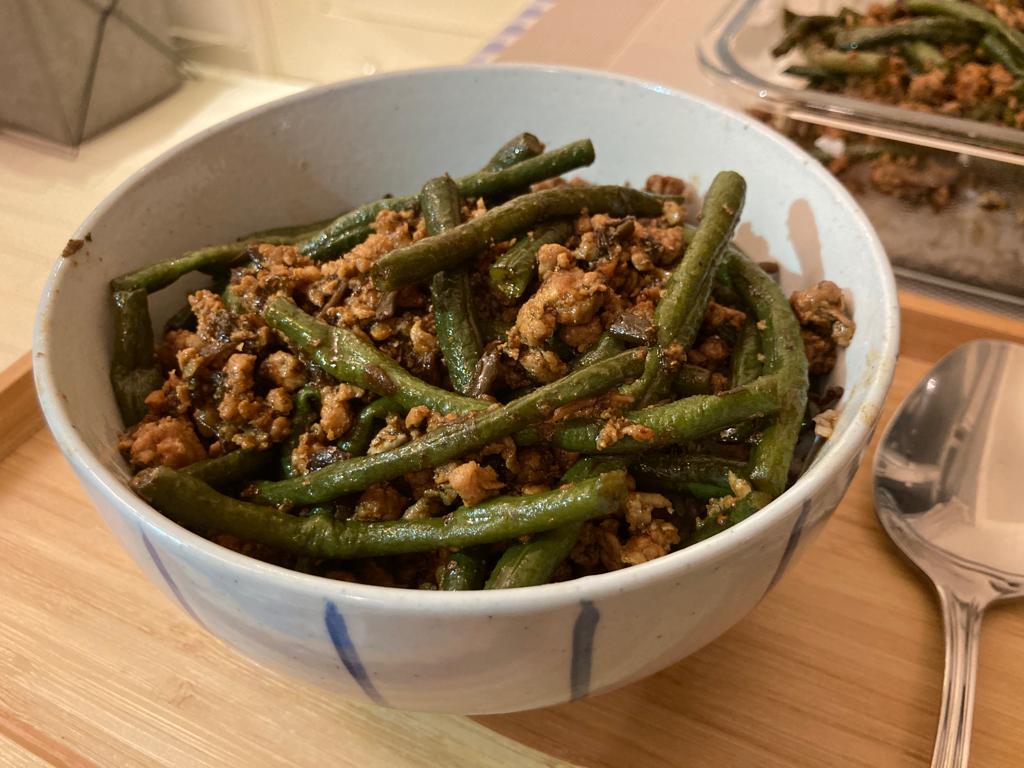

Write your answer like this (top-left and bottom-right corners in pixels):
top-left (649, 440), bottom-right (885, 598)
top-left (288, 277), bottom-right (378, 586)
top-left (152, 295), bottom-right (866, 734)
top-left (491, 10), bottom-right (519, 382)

top-left (790, 280), bottom-right (856, 375)
top-left (621, 520), bottom-right (681, 566)
top-left (353, 483), bottom-right (407, 522)
top-left (869, 155), bottom-right (961, 209)
top-left (319, 384), bottom-right (363, 441)
top-left (704, 300), bottom-right (746, 331)
top-left (119, 416), bottom-right (206, 470)
top-left (503, 208), bottom-right (690, 384)
top-left (644, 174), bottom-right (687, 197)
top-left (435, 461), bottom-right (504, 507)
top-left (260, 350), bottom-right (306, 391)
top-left (596, 416), bottom-right (655, 451)
top-left (571, 519), bottom-right (626, 573)
top-left (512, 266), bottom-right (609, 347)
top-left (232, 244), bottom-right (322, 312)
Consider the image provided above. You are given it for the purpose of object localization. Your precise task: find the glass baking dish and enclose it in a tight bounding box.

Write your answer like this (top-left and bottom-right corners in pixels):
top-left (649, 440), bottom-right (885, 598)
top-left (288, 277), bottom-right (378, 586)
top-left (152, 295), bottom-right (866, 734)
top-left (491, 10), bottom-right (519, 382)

top-left (698, 0), bottom-right (1024, 166)
top-left (698, 0), bottom-right (1024, 308)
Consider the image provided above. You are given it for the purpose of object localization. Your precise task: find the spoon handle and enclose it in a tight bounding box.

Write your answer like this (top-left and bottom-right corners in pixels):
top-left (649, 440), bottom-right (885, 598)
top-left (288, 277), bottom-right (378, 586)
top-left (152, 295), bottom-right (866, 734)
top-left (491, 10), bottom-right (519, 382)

top-left (931, 588), bottom-right (985, 768)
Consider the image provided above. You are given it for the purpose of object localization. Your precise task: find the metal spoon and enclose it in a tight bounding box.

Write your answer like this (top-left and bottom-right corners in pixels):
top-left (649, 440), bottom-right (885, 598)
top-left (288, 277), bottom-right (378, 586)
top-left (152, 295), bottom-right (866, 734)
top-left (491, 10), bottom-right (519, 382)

top-left (874, 339), bottom-right (1024, 768)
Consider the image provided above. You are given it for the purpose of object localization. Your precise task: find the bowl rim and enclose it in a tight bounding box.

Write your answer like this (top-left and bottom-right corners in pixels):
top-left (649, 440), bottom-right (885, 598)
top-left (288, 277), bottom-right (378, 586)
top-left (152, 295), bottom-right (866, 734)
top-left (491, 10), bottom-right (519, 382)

top-left (33, 62), bottom-right (899, 612)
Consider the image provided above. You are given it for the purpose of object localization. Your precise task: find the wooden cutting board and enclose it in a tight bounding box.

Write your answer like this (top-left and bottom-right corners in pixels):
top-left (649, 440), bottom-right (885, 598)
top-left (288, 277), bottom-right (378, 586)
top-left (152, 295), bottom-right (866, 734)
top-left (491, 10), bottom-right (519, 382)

top-left (3, 291), bottom-right (1024, 768)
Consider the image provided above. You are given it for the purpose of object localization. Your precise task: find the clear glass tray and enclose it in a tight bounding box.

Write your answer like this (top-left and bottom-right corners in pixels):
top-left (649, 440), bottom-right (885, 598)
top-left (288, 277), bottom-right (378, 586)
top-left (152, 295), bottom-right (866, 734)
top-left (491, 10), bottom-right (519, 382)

top-left (698, 0), bottom-right (1024, 167)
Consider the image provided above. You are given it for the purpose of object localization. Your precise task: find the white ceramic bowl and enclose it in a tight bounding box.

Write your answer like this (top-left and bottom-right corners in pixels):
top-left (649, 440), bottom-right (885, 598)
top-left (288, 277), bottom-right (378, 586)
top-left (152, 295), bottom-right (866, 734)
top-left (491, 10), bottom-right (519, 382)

top-left (34, 65), bottom-right (898, 714)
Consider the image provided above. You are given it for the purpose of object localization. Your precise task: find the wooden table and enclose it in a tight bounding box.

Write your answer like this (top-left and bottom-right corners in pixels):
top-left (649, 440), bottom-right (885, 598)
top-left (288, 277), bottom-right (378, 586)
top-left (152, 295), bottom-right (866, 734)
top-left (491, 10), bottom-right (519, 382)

top-left (2, 290), bottom-right (1023, 767)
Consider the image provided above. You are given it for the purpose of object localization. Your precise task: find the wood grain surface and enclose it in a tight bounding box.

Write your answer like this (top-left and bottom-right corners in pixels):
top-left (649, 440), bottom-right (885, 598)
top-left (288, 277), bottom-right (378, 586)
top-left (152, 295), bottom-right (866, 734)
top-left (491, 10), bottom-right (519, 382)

top-left (0, 353), bottom-right (41, 464)
top-left (2, 292), bottom-right (1022, 768)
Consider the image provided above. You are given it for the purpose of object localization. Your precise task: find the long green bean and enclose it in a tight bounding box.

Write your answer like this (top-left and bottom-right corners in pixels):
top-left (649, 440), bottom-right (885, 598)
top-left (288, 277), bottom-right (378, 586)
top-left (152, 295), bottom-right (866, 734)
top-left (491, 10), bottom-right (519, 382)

top-left (112, 236), bottom-right (292, 294)
top-left (338, 397), bottom-right (402, 455)
top-left (834, 17), bottom-right (981, 50)
top-left (483, 132), bottom-right (545, 172)
top-left (633, 454), bottom-right (746, 499)
top-left (772, 14), bottom-right (837, 57)
top-left (422, 175), bottom-right (483, 394)
top-left (784, 65), bottom-right (848, 81)
top-left (110, 288), bottom-right (162, 425)
top-left (686, 490), bottom-right (773, 545)
top-left (263, 296), bottom-right (487, 415)
top-left (371, 185), bottom-right (665, 291)
top-left (570, 332), bottom-right (627, 371)
top-left (299, 139), bottom-right (595, 262)
top-left (552, 373), bottom-right (781, 453)
top-left (731, 321), bottom-right (763, 388)
top-left (484, 456), bottom-right (629, 589)
top-left (908, 0), bottom-right (1024, 61)
top-left (246, 348), bottom-right (646, 505)
top-left (134, 468), bottom-right (629, 559)
top-left (438, 550), bottom-right (489, 590)
top-left (182, 448), bottom-right (272, 488)
top-left (489, 220), bottom-right (574, 300)
top-left (626, 170), bottom-right (747, 407)
top-left (805, 47), bottom-right (887, 76)
top-left (980, 32), bottom-right (1024, 78)
top-left (726, 251), bottom-right (809, 498)
top-left (675, 364), bottom-right (716, 397)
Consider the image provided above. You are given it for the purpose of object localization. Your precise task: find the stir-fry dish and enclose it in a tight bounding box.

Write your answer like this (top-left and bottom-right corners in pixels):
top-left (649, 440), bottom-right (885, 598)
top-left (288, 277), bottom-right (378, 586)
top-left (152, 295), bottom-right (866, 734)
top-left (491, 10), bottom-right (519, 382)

top-left (110, 133), bottom-right (854, 589)
top-left (775, 0), bottom-right (1024, 127)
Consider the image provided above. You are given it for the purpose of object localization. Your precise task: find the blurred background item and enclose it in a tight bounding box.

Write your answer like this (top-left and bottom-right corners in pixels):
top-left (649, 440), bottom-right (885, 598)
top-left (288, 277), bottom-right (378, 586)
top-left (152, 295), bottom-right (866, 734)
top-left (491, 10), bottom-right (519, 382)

top-left (0, 0), bottom-right (183, 146)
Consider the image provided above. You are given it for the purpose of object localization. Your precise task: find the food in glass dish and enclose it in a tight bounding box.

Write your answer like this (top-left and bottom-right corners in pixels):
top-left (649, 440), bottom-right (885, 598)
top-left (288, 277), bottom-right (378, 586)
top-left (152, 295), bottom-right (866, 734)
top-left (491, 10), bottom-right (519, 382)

top-left (774, 0), bottom-right (1024, 127)
top-left (109, 134), bottom-right (853, 590)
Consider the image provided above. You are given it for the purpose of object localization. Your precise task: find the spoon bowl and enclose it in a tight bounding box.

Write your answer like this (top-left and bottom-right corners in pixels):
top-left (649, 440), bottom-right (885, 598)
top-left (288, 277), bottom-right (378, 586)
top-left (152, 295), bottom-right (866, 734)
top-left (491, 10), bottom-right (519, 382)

top-left (874, 339), bottom-right (1024, 767)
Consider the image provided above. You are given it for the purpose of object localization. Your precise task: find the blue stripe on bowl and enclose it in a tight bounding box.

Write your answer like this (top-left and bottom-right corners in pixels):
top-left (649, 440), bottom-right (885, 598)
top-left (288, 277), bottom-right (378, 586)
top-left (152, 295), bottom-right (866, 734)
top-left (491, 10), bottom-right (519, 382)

top-left (324, 601), bottom-right (387, 707)
top-left (140, 529), bottom-right (208, 630)
top-left (570, 599), bottom-right (600, 700)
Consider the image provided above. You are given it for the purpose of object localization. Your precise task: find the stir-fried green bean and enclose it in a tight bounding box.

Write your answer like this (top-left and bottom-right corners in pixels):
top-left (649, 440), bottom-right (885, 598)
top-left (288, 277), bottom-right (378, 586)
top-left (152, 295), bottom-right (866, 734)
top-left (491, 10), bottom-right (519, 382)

top-left (834, 17), bottom-right (981, 50)
top-left (135, 468), bottom-right (629, 559)
top-left (731, 321), bottom-right (763, 388)
top-left (110, 288), bottom-right (163, 425)
top-left (727, 251), bottom-right (809, 498)
top-left (908, 0), bottom-right (1024, 61)
top-left (980, 32), bottom-right (1024, 78)
top-left (485, 457), bottom-right (630, 590)
top-left (772, 14), bottom-right (837, 57)
top-left (422, 175), bottom-right (483, 394)
top-left (112, 236), bottom-right (290, 294)
top-left (183, 448), bottom-right (272, 488)
top-left (804, 47), bottom-right (888, 75)
top-left (263, 296), bottom-right (487, 415)
top-left (482, 132), bottom-right (546, 172)
top-left (626, 171), bottom-right (746, 407)
top-left (371, 185), bottom-right (665, 290)
top-left (338, 397), bottom-right (402, 456)
top-left (438, 550), bottom-right (489, 590)
top-left (489, 220), bottom-right (574, 300)
top-left (902, 39), bottom-right (949, 72)
top-left (633, 454), bottom-right (746, 500)
top-left (552, 374), bottom-right (781, 453)
top-left (246, 349), bottom-right (646, 506)
top-left (299, 139), bottom-right (595, 262)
